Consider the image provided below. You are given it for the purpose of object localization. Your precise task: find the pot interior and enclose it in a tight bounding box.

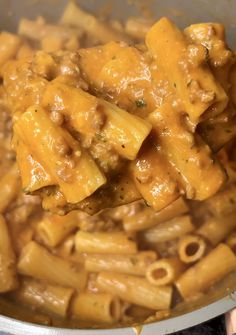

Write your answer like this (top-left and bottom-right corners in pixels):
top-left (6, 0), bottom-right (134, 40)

top-left (0, 0), bottom-right (236, 330)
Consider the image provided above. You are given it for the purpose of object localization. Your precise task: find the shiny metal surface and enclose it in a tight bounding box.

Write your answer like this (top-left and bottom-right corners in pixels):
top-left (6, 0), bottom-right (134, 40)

top-left (0, 292), bottom-right (236, 335)
top-left (0, 0), bottom-right (236, 333)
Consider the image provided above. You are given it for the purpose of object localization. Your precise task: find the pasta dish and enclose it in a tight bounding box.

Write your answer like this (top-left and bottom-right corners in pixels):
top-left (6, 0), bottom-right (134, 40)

top-left (0, 1), bottom-right (235, 327)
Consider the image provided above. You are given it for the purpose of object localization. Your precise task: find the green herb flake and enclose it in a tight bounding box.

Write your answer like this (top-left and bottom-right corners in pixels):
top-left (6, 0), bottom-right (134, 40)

top-left (135, 99), bottom-right (147, 108)
top-left (130, 257), bottom-right (138, 266)
top-left (95, 132), bottom-right (107, 142)
top-left (205, 48), bottom-right (210, 63)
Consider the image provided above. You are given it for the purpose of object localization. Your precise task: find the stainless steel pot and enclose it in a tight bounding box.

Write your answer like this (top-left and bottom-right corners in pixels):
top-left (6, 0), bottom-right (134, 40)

top-left (1, 0), bottom-right (236, 333)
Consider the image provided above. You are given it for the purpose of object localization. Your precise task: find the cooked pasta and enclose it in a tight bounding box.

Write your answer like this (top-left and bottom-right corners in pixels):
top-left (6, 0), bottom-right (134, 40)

top-left (197, 211), bottom-right (236, 245)
top-left (0, 215), bottom-right (18, 292)
top-left (0, 163), bottom-right (21, 213)
top-left (14, 106), bottom-right (106, 204)
top-left (36, 211), bottom-right (79, 247)
top-left (75, 231), bottom-right (137, 254)
top-left (146, 18), bottom-right (228, 124)
top-left (71, 292), bottom-right (121, 323)
top-left (146, 258), bottom-right (186, 286)
top-left (0, 2), bottom-right (235, 328)
top-left (141, 215), bottom-right (195, 244)
top-left (2, 14), bottom-right (229, 213)
top-left (84, 251), bottom-right (157, 276)
top-left (175, 244), bottom-right (236, 300)
top-left (96, 272), bottom-right (173, 310)
top-left (14, 278), bottom-right (74, 317)
top-left (18, 241), bottom-right (87, 291)
top-left (177, 234), bottom-right (207, 263)
top-left (123, 197), bottom-right (189, 232)
top-left (0, 32), bottom-right (21, 69)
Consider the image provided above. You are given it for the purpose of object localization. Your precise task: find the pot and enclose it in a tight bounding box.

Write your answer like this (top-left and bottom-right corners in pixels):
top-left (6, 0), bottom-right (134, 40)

top-left (0, 0), bottom-right (236, 334)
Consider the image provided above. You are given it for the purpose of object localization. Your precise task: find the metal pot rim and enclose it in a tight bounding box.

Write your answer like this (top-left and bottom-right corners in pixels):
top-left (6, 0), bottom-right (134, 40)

top-left (1, 291), bottom-right (236, 335)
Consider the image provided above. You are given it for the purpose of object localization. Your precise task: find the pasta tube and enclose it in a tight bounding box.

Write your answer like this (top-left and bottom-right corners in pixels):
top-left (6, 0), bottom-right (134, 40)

top-left (71, 292), bottom-right (121, 323)
top-left (177, 235), bottom-right (206, 263)
top-left (96, 272), bottom-right (173, 310)
top-left (184, 23), bottom-right (234, 91)
top-left (149, 106), bottom-right (226, 200)
top-left (15, 278), bottom-right (74, 317)
top-left (18, 241), bottom-right (87, 291)
top-left (123, 197), bottom-right (189, 231)
top-left (75, 231), bottom-right (137, 254)
top-left (85, 251), bottom-right (157, 276)
top-left (15, 138), bottom-right (54, 193)
top-left (226, 233), bottom-right (236, 254)
top-left (130, 143), bottom-right (180, 211)
top-left (200, 182), bottom-right (236, 217)
top-left (19, 18), bottom-right (82, 42)
top-left (0, 32), bottom-right (21, 68)
top-left (146, 17), bottom-right (228, 124)
top-left (125, 17), bottom-right (153, 40)
top-left (43, 82), bottom-right (152, 160)
top-left (14, 105), bottom-right (106, 203)
top-left (60, 2), bottom-right (131, 44)
top-left (197, 211), bottom-right (236, 245)
top-left (200, 109), bottom-right (236, 152)
top-left (0, 163), bottom-right (21, 213)
top-left (56, 235), bottom-right (75, 259)
top-left (175, 244), bottom-right (236, 300)
top-left (186, 24), bottom-right (236, 151)
top-left (16, 42), bottom-right (34, 59)
top-left (0, 215), bottom-right (18, 292)
top-left (78, 41), bottom-right (159, 118)
top-left (142, 215), bottom-right (195, 244)
top-left (14, 227), bottom-right (34, 256)
top-left (36, 211), bottom-right (79, 247)
top-left (146, 258), bottom-right (186, 286)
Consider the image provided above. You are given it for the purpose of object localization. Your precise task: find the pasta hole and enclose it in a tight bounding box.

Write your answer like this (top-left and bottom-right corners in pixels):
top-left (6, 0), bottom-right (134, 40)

top-left (231, 244), bottom-right (236, 254)
top-left (186, 242), bottom-right (199, 256)
top-left (151, 268), bottom-right (167, 279)
top-left (110, 298), bottom-right (120, 321)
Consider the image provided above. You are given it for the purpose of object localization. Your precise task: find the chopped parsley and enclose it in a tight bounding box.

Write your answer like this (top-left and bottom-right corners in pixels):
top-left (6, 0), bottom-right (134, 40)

top-left (135, 99), bottom-right (147, 108)
top-left (95, 132), bottom-right (107, 142)
top-left (130, 257), bottom-right (138, 266)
